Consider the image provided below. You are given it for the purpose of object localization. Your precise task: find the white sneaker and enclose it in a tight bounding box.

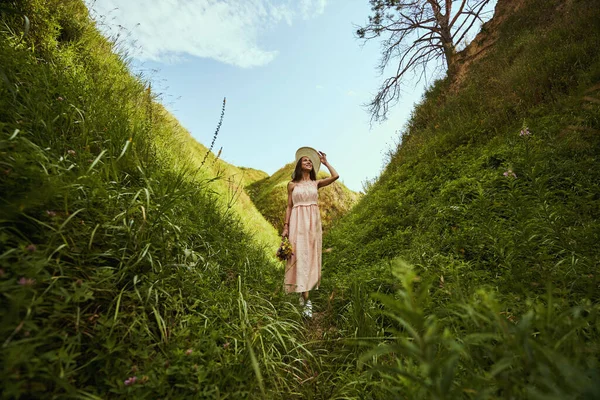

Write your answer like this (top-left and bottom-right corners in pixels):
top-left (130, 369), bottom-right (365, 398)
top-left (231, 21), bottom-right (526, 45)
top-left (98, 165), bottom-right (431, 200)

top-left (303, 300), bottom-right (312, 318)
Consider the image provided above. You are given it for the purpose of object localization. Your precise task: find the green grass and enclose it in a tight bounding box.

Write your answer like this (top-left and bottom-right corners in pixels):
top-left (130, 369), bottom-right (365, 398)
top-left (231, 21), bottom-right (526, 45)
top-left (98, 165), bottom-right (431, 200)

top-left (2, 0), bottom-right (600, 398)
top-left (171, 128), bottom-right (280, 250)
top-left (0, 1), bottom-right (305, 398)
top-left (320, 0), bottom-right (600, 397)
top-left (238, 167), bottom-right (269, 187)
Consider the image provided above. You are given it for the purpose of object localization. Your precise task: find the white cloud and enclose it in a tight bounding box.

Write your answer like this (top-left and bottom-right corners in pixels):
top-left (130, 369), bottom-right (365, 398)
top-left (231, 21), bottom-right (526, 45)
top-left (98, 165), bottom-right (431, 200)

top-left (300, 0), bottom-right (327, 19)
top-left (86, 0), bottom-right (327, 68)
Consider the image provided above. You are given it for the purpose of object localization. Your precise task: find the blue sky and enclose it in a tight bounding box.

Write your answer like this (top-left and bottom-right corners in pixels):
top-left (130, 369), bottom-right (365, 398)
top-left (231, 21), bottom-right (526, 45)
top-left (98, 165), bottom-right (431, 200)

top-left (86, 0), bottom-right (493, 192)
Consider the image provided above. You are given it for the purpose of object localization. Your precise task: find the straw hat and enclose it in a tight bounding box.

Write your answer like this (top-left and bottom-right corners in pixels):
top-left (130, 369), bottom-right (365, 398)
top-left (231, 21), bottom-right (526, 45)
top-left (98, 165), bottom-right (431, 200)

top-left (293, 146), bottom-right (321, 178)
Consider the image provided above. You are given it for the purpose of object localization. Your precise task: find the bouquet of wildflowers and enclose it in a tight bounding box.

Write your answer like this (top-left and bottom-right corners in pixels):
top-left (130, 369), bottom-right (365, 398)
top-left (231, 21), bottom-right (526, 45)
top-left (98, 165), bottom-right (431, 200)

top-left (276, 237), bottom-right (293, 261)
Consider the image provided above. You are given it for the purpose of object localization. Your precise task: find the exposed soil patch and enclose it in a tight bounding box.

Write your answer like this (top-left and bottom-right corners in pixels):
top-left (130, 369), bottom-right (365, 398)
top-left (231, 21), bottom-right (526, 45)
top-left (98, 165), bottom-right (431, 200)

top-left (451, 0), bottom-right (528, 90)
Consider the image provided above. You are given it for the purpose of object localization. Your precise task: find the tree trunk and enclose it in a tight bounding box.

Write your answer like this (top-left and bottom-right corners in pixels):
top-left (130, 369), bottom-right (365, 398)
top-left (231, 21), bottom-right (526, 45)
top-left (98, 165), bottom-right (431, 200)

top-left (429, 0), bottom-right (457, 78)
top-left (443, 40), bottom-right (457, 78)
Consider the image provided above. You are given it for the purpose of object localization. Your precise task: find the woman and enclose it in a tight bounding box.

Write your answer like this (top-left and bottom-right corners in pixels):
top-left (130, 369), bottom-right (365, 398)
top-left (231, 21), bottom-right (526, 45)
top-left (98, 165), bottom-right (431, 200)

top-left (282, 147), bottom-right (339, 317)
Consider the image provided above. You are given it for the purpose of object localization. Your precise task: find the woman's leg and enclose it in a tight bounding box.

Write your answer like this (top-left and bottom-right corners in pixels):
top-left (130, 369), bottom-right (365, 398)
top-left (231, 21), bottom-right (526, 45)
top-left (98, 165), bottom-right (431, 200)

top-left (302, 291), bottom-right (312, 317)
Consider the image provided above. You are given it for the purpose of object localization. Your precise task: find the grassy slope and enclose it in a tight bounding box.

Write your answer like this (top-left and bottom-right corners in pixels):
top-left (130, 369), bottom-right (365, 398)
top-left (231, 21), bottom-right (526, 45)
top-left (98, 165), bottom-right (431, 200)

top-left (0, 1), bottom-right (305, 398)
top-left (326, 0), bottom-right (600, 290)
top-left (158, 116), bottom-right (280, 250)
top-left (238, 166), bottom-right (269, 187)
top-left (247, 162), bottom-right (360, 233)
top-left (318, 0), bottom-right (600, 397)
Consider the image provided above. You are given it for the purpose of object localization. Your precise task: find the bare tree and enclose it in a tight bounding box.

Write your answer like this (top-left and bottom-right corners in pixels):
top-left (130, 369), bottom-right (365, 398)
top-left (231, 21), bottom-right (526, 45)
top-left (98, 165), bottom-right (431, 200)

top-left (357, 0), bottom-right (493, 122)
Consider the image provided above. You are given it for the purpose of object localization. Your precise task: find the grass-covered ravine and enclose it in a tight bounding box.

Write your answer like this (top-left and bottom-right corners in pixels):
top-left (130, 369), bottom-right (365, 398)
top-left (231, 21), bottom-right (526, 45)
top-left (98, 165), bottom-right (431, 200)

top-left (1, 0), bottom-right (599, 399)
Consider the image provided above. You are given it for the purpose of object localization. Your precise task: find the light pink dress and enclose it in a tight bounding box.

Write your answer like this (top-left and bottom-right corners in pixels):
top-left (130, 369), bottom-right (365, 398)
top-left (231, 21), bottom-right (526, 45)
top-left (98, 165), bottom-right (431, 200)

top-left (284, 180), bottom-right (322, 293)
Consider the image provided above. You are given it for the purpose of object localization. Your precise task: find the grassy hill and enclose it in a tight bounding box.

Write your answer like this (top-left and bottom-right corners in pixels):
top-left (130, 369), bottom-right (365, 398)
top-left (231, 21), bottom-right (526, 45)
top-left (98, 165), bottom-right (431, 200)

top-left (0, 1), bottom-right (296, 398)
top-left (318, 0), bottom-right (600, 396)
top-left (177, 131), bottom-right (280, 250)
top-left (246, 162), bottom-right (360, 233)
top-left (238, 166), bottom-right (269, 187)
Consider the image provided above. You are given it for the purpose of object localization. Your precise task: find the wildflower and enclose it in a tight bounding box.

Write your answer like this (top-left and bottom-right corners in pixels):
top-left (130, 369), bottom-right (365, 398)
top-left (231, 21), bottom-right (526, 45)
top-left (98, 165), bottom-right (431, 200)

top-left (57, 96), bottom-right (64, 102)
top-left (276, 237), bottom-right (294, 261)
top-left (185, 348), bottom-right (193, 356)
top-left (519, 127), bottom-right (531, 136)
top-left (46, 210), bottom-right (57, 217)
top-left (500, 311), bottom-right (517, 324)
top-left (212, 146), bottom-right (223, 165)
top-left (18, 277), bottom-right (35, 286)
top-left (25, 244), bottom-right (36, 252)
top-left (503, 170), bottom-right (517, 178)
top-left (67, 149), bottom-right (76, 156)
top-left (223, 341), bottom-right (230, 349)
top-left (124, 376), bottom-right (137, 386)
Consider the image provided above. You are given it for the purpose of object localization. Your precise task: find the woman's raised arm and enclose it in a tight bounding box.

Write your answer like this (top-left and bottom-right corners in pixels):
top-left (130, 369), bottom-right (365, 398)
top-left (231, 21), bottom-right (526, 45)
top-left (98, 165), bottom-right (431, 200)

top-left (317, 151), bottom-right (339, 188)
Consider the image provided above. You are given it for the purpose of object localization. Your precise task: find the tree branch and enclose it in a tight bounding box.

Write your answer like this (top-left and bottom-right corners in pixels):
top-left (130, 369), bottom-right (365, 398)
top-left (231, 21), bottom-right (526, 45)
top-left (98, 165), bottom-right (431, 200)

top-left (452, 0), bottom-right (491, 44)
top-left (358, 0), bottom-right (494, 122)
top-left (449, 0), bottom-right (468, 29)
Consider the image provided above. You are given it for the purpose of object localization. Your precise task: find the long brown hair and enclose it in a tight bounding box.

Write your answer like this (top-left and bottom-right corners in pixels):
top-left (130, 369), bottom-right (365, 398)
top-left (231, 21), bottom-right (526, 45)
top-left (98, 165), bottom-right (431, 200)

top-left (292, 157), bottom-right (316, 182)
